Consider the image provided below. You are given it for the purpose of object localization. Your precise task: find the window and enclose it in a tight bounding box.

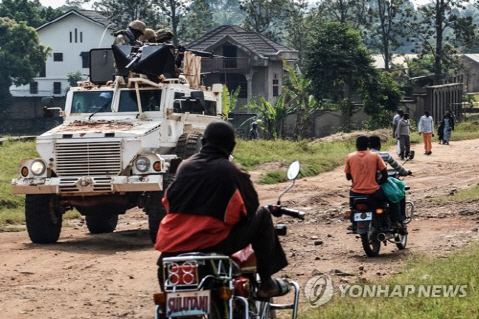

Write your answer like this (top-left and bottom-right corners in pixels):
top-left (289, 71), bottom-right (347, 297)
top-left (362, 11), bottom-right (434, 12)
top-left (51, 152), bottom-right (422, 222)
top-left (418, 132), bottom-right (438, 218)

top-left (273, 73), bottom-right (279, 97)
top-left (80, 32), bottom-right (83, 43)
top-left (30, 82), bottom-right (38, 94)
top-left (75, 28), bottom-right (78, 43)
top-left (172, 92), bottom-right (215, 115)
top-left (70, 31), bottom-right (72, 43)
top-left (71, 91), bottom-right (113, 113)
top-left (53, 53), bottom-right (63, 62)
top-left (39, 64), bottom-right (46, 77)
top-left (119, 90), bottom-right (163, 112)
top-left (53, 82), bottom-right (62, 94)
top-left (223, 44), bottom-right (238, 68)
top-left (204, 100), bottom-right (217, 116)
top-left (80, 52), bottom-right (90, 69)
top-left (220, 73), bottom-right (247, 98)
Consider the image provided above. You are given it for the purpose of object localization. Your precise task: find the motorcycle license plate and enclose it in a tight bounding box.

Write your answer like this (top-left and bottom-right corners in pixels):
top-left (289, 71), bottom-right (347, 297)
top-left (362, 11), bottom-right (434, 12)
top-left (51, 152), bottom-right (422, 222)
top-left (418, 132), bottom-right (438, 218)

top-left (166, 290), bottom-right (210, 317)
top-left (354, 212), bottom-right (372, 221)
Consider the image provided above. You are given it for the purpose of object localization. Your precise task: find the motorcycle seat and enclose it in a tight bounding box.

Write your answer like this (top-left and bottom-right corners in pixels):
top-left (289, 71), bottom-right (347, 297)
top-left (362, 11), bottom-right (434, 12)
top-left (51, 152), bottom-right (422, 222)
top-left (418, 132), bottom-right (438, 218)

top-left (231, 245), bottom-right (257, 274)
top-left (350, 196), bottom-right (387, 209)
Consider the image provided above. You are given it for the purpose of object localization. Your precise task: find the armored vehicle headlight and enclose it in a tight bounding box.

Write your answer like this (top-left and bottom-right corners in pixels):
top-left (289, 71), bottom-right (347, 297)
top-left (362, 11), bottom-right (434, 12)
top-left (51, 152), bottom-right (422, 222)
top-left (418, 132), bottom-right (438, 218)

top-left (136, 157), bottom-right (150, 172)
top-left (31, 160), bottom-right (46, 176)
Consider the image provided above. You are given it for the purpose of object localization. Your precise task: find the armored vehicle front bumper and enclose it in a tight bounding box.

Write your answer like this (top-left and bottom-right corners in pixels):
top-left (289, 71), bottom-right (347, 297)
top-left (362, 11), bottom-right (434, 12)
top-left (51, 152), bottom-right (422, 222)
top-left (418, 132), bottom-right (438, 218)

top-left (12, 175), bottom-right (163, 196)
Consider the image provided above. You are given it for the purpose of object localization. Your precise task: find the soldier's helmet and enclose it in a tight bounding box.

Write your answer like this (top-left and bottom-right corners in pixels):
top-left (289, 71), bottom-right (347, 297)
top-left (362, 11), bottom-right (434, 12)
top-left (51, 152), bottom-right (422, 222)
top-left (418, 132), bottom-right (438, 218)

top-left (128, 20), bottom-right (146, 34)
top-left (139, 28), bottom-right (156, 42)
top-left (155, 28), bottom-right (174, 42)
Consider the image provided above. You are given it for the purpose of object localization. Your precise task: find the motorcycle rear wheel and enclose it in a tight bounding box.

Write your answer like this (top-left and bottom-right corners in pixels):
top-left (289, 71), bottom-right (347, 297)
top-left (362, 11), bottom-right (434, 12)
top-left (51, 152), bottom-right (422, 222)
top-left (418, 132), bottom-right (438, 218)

top-left (361, 233), bottom-right (381, 257)
top-left (395, 233), bottom-right (407, 250)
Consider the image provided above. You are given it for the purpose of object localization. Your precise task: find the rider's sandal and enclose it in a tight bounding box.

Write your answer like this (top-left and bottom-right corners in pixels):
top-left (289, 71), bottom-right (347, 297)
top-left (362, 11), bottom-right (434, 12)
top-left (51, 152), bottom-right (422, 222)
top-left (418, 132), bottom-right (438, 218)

top-left (255, 278), bottom-right (290, 301)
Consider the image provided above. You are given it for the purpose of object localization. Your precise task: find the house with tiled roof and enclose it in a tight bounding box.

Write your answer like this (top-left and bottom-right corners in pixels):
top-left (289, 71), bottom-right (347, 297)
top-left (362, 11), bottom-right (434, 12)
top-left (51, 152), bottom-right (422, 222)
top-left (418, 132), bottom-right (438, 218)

top-left (187, 25), bottom-right (299, 109)
top-left (10, 9), bottom-right (114, 97)
top-left (462, 54), bottom-right (479, 93)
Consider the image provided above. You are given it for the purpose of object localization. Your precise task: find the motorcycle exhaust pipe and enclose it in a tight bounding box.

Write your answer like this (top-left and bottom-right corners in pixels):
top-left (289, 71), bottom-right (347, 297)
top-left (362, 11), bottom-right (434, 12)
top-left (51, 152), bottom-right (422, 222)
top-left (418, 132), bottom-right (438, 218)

top-left (377, 233), bottom-right (386, 242)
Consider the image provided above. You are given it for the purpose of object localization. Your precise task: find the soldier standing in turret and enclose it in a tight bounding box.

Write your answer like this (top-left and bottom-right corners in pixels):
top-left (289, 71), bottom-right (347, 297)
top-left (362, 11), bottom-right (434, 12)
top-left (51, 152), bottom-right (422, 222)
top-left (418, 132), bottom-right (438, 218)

top-left (139, 28), bottom-right (156, 43)
top-left (155, 28), bottom-right (174, 44)
top-left (114, 20), bottom-right (146, 45)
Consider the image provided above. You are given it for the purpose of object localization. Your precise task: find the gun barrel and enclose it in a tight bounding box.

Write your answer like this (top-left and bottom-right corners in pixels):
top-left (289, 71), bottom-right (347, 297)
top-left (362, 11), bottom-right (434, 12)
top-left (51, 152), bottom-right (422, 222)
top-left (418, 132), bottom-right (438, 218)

top-left (125, 55), bottom-right (141, 69)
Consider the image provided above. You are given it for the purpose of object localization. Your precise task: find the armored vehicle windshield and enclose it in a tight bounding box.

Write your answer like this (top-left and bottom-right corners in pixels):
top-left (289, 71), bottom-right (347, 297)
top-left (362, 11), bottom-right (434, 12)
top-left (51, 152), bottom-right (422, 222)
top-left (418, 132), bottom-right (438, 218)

top-left (71, 91), bottom-right (113, 113)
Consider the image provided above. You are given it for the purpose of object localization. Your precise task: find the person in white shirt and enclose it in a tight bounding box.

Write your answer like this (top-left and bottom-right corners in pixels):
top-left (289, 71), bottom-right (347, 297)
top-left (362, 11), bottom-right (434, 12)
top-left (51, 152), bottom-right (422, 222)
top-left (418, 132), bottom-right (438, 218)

top-left (392, 109), bottom-right (404, 155)
top-left (418, 111), bottom-right (434, 155)
top-left (392, 109), bottom-right (404, 138)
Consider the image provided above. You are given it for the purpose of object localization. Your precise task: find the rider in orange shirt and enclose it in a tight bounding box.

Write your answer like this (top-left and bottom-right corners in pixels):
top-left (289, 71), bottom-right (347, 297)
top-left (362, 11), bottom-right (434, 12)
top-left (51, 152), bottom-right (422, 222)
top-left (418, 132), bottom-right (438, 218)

top-left (345, 136), bottom-right (402, 229)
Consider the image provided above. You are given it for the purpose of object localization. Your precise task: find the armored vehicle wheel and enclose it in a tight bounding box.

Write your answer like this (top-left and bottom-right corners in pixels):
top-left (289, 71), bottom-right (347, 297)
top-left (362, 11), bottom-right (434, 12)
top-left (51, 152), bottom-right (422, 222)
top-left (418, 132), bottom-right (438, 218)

top-left (175, 132), bottom-right (203, 159)
top-left (77, 206), bottom-right (123, 234)
top-left (144, 172), bottom-right (174, 243)
top-left (25, 194), bottom-right (63, 244)
top-left (144, 191), bottom-right (167, 243)
top-left (85, 215), bottom-right (119, 234)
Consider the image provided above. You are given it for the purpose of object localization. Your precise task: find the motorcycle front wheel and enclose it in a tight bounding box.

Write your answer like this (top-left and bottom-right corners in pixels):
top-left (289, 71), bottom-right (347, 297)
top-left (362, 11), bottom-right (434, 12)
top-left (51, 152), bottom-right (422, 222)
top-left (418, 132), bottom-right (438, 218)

top-left (361, 233), bottom-right (381, 257)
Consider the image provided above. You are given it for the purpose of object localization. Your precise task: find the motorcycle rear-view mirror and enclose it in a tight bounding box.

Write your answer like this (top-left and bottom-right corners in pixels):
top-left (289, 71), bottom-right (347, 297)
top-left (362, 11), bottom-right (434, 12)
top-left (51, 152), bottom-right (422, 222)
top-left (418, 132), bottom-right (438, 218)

top-left (287, 161), bottom-right (300, 180)
top-left (277, 161), bottom-right (301, 205)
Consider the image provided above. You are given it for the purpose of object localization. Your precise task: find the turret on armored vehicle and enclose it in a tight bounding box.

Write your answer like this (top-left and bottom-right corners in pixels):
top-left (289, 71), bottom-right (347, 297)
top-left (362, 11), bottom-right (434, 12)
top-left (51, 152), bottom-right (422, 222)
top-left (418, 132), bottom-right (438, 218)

top-left (12, 42), bottom-right (223, 243)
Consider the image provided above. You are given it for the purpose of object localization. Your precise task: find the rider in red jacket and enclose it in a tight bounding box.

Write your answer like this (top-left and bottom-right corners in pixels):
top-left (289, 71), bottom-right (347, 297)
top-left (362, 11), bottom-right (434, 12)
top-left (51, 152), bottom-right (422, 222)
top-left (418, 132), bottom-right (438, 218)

top-left (156, 122), bottom-right (289, 298)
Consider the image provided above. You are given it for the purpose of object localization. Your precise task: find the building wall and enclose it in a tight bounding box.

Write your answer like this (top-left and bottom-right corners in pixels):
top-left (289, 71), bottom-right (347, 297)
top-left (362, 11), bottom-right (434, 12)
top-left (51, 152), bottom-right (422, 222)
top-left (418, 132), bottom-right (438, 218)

top-left (0, 97), bottom-right (65, 135)
top-left (462, 59), bottom-right (479, 93)
top-left (10, 13), bottom-right (114, 97)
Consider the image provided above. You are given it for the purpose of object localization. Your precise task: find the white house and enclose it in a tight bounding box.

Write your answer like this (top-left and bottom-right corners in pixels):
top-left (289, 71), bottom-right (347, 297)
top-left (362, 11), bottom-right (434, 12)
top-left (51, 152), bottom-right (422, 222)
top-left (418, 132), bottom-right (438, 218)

top-left (10, 9), bottom-right (114, 97)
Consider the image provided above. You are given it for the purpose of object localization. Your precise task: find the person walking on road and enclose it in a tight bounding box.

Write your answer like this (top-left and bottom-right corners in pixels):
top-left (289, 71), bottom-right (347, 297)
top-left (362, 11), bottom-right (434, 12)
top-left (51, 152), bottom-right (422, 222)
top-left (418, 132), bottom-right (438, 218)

top-left (396, 113), bottom-right (411, 160)
top-left (442, 111), bottom-right (455, 145)
top-left (392, 109), bottom-right (404, 138)
top-left (392, 109), bottom-right (404, 155)
top-left (418, 111), bottom-right (434, 155)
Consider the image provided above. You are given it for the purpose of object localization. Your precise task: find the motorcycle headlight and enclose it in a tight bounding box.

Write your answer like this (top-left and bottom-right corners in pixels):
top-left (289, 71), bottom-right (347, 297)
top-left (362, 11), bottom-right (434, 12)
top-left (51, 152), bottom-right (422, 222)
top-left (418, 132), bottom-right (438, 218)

top-left (135, 157), bottom-right (150, 172)
top-left (31, 160), bottom-right (46, 176)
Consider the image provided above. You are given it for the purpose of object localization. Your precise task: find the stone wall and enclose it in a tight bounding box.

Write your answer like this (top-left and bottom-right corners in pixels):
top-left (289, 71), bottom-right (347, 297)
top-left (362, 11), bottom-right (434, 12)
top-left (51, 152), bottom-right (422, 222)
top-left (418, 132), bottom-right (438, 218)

top-left (0, 97), bottom-right (64, 136)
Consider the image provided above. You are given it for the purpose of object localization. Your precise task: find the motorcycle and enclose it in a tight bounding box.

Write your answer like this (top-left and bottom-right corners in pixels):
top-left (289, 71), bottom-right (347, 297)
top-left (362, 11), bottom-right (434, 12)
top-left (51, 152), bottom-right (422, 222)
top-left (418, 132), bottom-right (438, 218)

top-left (347, 159), bottom-right (415, 257)
top-left (153, 161), bottom-right (305, 318)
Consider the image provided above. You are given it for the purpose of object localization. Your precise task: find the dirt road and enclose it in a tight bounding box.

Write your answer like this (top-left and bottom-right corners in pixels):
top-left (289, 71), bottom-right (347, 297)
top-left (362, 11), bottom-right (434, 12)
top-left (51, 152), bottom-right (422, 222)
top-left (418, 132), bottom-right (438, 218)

top-left (1, 139), bottom-right (479, 318)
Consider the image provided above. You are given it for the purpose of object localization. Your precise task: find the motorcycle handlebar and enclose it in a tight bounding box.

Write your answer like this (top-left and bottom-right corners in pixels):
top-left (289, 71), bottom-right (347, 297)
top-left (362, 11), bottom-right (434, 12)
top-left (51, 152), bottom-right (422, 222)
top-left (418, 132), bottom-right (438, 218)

top-left (267, 205), bottom-right (305, 220)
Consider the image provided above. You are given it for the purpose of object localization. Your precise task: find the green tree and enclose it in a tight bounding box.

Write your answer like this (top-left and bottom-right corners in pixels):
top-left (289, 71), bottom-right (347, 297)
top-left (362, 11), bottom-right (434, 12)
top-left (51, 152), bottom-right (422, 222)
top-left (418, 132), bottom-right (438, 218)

top-left (67, 71), bottom-right (84, 87)
top-left (93, 0), bottom-right (166, 30)
top-left (246, 94), bottom-right (291, 139)
top-left (239, 0), bottom-right (290, 39)
top-left (282, 59), bottom-right (319, 139)
top-left (210, 0), bottom-right (244, 25)
top-left (0, 0), bottom-right (63, 28)
top-left (368, 0), bottom-right (411, 71)
top-left (155, 0), bottom-right (191, 46)
top-left (318, 0), bottom-right (371, 29)
top-left (305, 22), bottom-right (376, 130)
top-left (362, 71), bottom-right (403, 129)
top-left (284, 0), bottom-right (311, 67)
top-left (221, 85), bottom-right (241, 120)
top-left (181, 0), bottom-right (216, 42)
top-left (0, 18), bottom-right (49, 111)
top-left (409, 0), bottom-right (475, 84)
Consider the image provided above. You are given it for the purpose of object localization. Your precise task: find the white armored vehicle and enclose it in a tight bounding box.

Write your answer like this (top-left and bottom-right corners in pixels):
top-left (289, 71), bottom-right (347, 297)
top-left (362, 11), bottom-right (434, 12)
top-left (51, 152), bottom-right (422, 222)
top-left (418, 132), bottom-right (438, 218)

top-left (12, 44), bottom-right (223, 243)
